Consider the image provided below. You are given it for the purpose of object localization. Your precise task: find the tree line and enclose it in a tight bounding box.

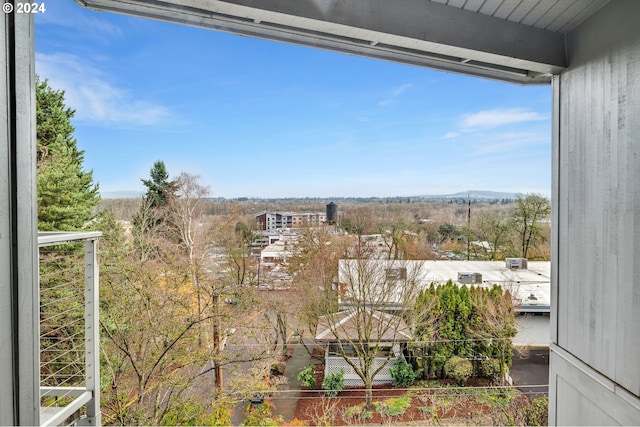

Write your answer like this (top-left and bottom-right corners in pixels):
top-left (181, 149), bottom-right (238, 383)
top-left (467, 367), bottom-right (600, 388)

top-left (338, 193), bottom-right (551, 261)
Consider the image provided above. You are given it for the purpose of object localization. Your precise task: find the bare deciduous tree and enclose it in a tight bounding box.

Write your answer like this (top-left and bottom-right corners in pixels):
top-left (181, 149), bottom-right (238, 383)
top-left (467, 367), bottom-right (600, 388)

top-left (318, 257), bottom-right (426, 409)
top-left (475, 210), bottom-right (511, 260)
top-left (163, 172), bottom-right (212, 345)
top-left (511, 194), bottom-right (551, 259)
top-left (99, 249), bottom-right (218, 425)
top-left (289, 226), bottom-right (351, 335)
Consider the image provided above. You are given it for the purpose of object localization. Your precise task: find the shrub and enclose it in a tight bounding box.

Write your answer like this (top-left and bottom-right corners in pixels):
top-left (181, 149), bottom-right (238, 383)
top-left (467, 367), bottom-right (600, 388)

top-left (360, 410), bottom-right (373, 420)
top-left (418, 405), bottom-right (435, 415)
top-left (475, 387), bottom-right (518, 408)
top-left (204, 396), bottom-right (234, 426)
top-left (444, 356), bottom-right (473, 385)
top-left (242, 400), bottom-right (283, 426)
top-left (270, 363), bottom-right (285, 376)
top-left (160, 400), bottom-right (203, 426)
top-left (284, 418), bottom-right (309, 426)
top-left (389, 357), bottom-right (420, 387)
top-left (344, 405), bottom-right (373, 422)
top-left (343, 405), bottom-right (362, 419)
top-left (523, 396), bottom-right (549, 426)
top-left (322, 369), bottom-right (345, 397)
top-left (374, 397), bottom-right (412, 416)
top-left (297, 366), bottom-right (316, 389)
top-left (343, 403), bottom-right (373, 422)
top-left (480, 357), bottom-right (502, 382)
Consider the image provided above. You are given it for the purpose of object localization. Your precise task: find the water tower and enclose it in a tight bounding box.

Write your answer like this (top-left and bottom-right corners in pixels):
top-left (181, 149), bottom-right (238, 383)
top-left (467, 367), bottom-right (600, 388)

top-left (326, 202), bottom-right (337, 225)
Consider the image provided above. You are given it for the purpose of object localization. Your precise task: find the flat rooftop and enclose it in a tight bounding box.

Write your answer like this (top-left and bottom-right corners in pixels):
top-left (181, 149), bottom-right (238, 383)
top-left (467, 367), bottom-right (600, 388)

top-left (421, 260), bottom-right (551, 313)
top-left (422, 261), bottom-right (551, 348)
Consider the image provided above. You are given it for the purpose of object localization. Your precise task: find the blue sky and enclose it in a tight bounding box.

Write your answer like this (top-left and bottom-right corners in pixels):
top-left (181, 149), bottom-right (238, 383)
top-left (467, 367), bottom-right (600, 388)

top-left (35, 0), bottom-right (551, 199)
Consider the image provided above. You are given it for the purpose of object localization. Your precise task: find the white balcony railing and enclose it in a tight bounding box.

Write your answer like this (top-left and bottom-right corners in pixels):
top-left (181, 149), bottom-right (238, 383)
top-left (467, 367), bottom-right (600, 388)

top-left (38, 232), bottom-right (101, 427)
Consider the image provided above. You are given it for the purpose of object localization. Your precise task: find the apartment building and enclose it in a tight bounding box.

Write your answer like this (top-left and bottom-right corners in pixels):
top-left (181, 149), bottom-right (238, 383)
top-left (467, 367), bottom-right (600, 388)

top-left (255, 211), bottom-right (327, 231)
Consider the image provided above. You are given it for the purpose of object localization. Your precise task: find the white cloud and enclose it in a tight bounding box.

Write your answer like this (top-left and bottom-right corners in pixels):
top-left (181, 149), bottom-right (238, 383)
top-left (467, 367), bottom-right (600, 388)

top-left (378, 83), bottom-right (414, 106)
top-left (391, 83), bottom-right (413, 96)
top-left (461, 108), bottom-right (545, 129)
top-left (41, 14), bottom-right (123, 39)
top-left (36, 1), bottom-right (124, 42)
top-left (468, 132), bottom-right (547, 156)
top-left (36, 52), bottom-right (171, 126)
top-left (444, 131), bottom-right (459, 139)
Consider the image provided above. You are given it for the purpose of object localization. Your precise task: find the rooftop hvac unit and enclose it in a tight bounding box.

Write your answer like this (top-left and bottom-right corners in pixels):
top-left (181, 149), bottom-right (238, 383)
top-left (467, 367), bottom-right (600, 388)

top-left (505, 258), bottom-right (528, 269)
top-left (458, 272), bottom-right (482, 284)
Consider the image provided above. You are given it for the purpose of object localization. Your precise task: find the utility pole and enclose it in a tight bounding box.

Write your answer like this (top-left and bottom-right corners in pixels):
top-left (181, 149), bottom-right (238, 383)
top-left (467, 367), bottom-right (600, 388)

top-left (212, 293), bottom-right (223, 389)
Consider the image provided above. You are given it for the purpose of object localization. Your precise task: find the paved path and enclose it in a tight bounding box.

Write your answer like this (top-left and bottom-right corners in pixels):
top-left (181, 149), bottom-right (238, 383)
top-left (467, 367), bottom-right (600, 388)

top-left (271, 340), bottom-right (315, 423)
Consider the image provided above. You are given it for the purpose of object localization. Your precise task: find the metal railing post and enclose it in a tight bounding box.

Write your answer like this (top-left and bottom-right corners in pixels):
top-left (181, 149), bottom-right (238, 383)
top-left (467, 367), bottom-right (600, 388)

top-left (82, 238), bottom-right (101, 426)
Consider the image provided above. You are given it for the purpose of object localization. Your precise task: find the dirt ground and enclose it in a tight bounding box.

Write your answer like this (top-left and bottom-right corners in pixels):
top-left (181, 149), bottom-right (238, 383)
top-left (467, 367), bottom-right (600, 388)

top-left (293, 385), bottom-right (532, 426)
top-left (290, 355), bottom-right (536, 426)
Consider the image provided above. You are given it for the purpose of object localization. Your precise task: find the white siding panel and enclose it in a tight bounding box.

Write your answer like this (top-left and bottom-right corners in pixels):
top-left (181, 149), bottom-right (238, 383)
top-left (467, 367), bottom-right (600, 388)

top-left (550, 344), bottom-right (640, 425)
top-left (507, 1), bottom-right (538, 23)
top-left (558, 0), bottom-right (640, 397)
top-left (478, 0), bottom-right (502, 16)
top-left (444, 0), bottom-right (467, 8)
top-left (535, 0), bottom-right (574, 30)
top-left (519, 0), bottom-right (557, 26)
top-left (616, 35), bottom-right (640, 397)
top-left (492, 0), bottom-right (522, 20)
top-left (460, 0), bottom-right (485, 13)
top-left (556, 378), bottom-right (618, 425)
top-left (539, 0), bottom-right (577, 32)
top-left (554, 0), bottom-right (610, 34)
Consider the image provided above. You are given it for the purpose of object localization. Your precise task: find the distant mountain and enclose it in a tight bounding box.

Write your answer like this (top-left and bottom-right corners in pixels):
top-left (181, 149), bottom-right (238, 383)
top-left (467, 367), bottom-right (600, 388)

top-left (415, 190), bottom-right (525, 201)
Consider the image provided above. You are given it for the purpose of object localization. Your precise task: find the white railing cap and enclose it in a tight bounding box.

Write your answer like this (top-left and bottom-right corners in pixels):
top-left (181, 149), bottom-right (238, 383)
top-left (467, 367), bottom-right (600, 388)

top-left (37, 231), bottom-right (102, 247)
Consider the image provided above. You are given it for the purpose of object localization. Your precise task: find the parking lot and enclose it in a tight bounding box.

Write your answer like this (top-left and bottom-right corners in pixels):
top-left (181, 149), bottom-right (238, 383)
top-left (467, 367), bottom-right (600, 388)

top-left (511, 349), bottom-right (549, 397)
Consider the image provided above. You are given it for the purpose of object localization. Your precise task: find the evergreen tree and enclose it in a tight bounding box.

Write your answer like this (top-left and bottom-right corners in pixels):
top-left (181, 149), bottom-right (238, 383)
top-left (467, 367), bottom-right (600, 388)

top-left (141, 160), bottom-right (172, 207)
top-left (132, 160), bottom-right (174, 258)
top-left (36, 76), bottom-right (99, 231)
top-left (412, 281), bottom-right (517, 380)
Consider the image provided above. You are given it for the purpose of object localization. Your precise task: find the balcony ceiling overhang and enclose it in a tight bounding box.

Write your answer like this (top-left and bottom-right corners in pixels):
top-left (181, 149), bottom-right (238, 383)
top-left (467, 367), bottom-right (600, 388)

top-left (75, 0), bottom-right (609, 85)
